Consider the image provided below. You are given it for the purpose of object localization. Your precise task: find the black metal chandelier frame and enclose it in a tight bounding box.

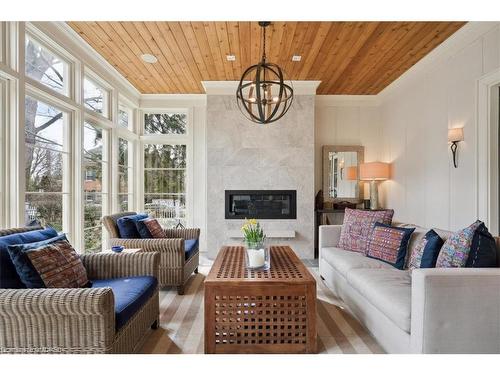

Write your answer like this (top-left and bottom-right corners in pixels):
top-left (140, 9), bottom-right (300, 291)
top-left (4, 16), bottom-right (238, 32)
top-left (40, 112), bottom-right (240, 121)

top-left (236, 21), bottom-right (294, 124)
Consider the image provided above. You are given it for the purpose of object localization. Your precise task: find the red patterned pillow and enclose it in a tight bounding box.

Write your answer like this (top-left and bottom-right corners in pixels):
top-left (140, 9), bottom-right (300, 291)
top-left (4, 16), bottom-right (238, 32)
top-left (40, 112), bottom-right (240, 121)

top-left (366, 223), bottom-right (415, 269)
top-left (338, 208), bottom-right (394, 254)
top-left (26, 240), bottom-right (89, 288)
top-left (144, 218), bottom-right (166, 238)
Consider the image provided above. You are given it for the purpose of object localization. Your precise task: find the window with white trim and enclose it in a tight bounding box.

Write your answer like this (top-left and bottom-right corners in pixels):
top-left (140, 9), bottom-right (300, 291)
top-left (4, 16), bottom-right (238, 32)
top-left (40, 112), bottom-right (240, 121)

top-left (83, 121), bottom-right (108, 252)
top-left (118, 103), bottom-right (133, 130)
top-left (84, 76), bottom-right (109, 118)
top-left (25, 34), bottom-right (69, 96)
top-left (24, 96), bottom-right (70, 233)
top-left (117, 137), bottom-right (133, 212)
top-left (144, 112), bottom-right (187, 135)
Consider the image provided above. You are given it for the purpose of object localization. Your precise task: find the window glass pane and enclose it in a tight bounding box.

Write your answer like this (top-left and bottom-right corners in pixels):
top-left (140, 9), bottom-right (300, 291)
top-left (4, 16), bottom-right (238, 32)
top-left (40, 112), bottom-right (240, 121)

top-left (119, 166), bottom-right (128, 193)
top-left (24, 97), bottom-right (68, 229)
top-left (144, 144), bottom-right (186, 228)
top-left (84, 77), bottom-right (107, 116)
top-left (118, 105), bottom-right (130, 128)
top-left (144, 113), bottom-right (187, 135)
top-left (25, 193), bottom-right (63, 230)
top-left (84, 226), bottom-right (102, 253)
top-left (25, 36), bottom-right (67, 95)
top-left (118, 194), bottom-right (130, 212)
top-left (144, 144), bottom-right (186, 168)
top-left (118, 138), bottom-right (128, 166)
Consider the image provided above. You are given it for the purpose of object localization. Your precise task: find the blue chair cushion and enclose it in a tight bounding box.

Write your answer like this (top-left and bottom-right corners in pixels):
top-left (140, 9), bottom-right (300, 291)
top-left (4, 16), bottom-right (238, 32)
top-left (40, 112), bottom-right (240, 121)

top-left (0, 227), bottom-right (58, 289)
top-left (135, 218), bottom-right (153, 239)
top-left (91, 276), bottom-right (158, 330)
top-left (8, 234), bottom-right (68, 288)
top-left (185, 239), bottom-right (199, 260)
top-left (116, 213), bottom-right (148, 239)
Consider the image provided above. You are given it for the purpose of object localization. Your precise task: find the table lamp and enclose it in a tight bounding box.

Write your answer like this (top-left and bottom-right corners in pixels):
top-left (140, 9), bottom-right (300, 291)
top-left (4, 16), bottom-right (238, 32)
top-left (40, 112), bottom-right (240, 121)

top-left (359, 162), bottom-right (390, 210)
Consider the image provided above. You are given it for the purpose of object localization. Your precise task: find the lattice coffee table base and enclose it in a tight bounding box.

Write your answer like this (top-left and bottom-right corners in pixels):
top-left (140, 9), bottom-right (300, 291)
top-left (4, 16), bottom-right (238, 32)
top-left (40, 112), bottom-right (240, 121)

top-left (204, 246), bottom-right (316, 354)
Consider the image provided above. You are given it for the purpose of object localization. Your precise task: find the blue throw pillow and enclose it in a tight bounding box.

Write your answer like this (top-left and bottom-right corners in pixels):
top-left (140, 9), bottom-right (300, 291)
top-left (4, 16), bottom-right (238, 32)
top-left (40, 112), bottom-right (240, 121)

top-left (116, 213), bottom-right (149, 239)
top-left (0, 227), bottom-right (58, 289)
top-left (8, 234), bottom-right (68, 288)
top-left (466, 222), bottom-right (497, 267)
top-left (136, 218), bottom-right (153, 239)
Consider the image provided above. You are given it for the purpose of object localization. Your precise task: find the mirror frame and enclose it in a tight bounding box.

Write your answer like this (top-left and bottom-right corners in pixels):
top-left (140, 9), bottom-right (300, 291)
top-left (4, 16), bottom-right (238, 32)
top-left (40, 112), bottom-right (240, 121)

top-left (322, 145), bottom-right (365, 203)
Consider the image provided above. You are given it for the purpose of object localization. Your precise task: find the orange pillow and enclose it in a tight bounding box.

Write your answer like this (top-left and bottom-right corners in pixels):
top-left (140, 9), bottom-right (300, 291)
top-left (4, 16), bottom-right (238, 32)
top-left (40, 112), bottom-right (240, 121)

top-left (144, 218), bottom-right (167, 238)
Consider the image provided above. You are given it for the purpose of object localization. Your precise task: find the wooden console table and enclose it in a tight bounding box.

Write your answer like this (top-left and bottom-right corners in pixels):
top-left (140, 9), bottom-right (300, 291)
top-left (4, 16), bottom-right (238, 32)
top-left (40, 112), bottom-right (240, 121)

top-left (204, 245), bottom-right (317, 354)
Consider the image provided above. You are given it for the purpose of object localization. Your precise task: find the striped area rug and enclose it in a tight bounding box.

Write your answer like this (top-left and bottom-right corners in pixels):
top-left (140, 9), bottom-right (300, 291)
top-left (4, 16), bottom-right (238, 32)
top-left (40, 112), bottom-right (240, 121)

top-left (139, 266), bottom-right (384, 354)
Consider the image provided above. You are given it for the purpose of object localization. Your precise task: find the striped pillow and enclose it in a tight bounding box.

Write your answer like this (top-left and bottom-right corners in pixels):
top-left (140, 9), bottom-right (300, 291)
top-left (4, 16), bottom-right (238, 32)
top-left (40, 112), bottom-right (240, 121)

top-left (143, 218), bottom-right (166, 238)
top-left (25, 239), bottom-right (89, 288)
top-left (367, 223), bottom-right (415, 269)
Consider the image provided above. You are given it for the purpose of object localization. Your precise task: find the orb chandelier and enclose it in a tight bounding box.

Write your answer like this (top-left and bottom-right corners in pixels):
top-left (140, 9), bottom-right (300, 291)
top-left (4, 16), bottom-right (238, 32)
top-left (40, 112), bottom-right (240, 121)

top-left (236, 21), bottom-right (293, 124)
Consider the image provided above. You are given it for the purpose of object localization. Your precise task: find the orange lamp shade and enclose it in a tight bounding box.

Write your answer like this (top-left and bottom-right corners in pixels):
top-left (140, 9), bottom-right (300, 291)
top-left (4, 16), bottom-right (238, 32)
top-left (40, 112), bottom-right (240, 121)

top-left (346, 166), bottom-right (358, 180)
top-left (359, 162), bottom-right (390, 181)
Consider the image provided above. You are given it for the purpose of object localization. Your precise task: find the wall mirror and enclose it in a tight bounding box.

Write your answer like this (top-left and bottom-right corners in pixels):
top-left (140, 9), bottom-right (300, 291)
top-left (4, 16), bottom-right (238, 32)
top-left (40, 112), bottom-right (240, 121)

top-left (322, 145), bottom-right (364, 202)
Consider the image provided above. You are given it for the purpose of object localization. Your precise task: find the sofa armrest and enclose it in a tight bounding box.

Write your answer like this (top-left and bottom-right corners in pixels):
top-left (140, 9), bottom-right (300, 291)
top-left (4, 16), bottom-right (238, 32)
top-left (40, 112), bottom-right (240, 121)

top-left (0, 288), bottom-right (115, 353)
top-left (164, 228), bottom-right (200, 240)
top-left (81, 251), bottom-right (159, 280)
top-left (319, 225), bottom-right (342, 250)
top-left (109, 238), bottom-right (184, 255)
top-left (410, 268), bottom-right (500, 353)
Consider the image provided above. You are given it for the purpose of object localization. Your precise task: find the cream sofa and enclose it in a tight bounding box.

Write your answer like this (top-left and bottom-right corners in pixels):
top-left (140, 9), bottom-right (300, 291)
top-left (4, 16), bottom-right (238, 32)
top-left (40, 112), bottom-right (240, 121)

top-left (319, 224), bottom-right (500, 354)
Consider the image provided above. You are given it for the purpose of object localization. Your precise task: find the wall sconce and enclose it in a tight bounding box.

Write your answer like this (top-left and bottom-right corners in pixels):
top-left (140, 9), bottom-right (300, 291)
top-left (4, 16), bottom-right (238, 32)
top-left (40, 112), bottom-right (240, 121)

top-left (448, 128), bottom-right (464, 168)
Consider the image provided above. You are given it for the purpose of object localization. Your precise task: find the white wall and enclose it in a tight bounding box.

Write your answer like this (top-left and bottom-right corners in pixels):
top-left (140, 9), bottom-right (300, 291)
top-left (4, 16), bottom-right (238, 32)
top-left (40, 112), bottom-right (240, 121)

top-left (378, 22), bottom-right (500, 232)
top-left (314, 96), bottom-right (383, 194)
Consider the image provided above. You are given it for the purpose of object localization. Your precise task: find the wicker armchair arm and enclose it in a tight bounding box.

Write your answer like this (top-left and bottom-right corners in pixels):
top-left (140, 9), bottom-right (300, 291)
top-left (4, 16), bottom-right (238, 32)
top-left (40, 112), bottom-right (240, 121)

top-left (81, 251), bottom-right (159, 280)
top-left (109, 238), bottom-right (184, 255)
top-left (164, 228), bottom-right (200, 240)
top-left (0, 288), bottom-right (115, 353)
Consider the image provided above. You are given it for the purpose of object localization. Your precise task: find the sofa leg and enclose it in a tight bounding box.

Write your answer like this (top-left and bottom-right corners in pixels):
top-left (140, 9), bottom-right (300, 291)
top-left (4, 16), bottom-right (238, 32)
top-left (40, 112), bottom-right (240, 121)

top-left (194, 267), bottom-right (199, 274)
top-left (177, 285), bottom-right (185, 295)
top-left (151, 320), bottom-right (159, 330)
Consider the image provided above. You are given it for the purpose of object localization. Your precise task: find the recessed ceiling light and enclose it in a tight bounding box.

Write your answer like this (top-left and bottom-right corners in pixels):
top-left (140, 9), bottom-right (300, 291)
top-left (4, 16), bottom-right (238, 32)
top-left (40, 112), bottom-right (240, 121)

top-left (226, 55), bottom-right (236, 61)
top-left (141, 53), bottom-right (158, 64)
top-left (291, 55), bottom-right (302, 62)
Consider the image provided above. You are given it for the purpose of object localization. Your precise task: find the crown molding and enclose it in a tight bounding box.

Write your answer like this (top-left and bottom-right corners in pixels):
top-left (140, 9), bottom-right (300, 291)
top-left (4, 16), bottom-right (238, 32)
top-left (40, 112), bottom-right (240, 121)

top-left (202, 80), bottom-right (321, 95)
top-left (32, 21), bottom-right (141, 104)
top-left (378, 21), bottom-right (500, 102)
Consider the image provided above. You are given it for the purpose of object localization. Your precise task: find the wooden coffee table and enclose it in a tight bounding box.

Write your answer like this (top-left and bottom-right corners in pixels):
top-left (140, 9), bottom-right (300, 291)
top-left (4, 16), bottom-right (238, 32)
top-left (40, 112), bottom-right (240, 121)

top-left (204, 245), bottom-right (316, 354)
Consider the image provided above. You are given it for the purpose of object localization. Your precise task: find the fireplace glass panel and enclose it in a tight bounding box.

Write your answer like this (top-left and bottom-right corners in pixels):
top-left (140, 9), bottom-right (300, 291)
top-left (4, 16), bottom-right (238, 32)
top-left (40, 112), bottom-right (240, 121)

top-left (225, 190), bottom-right (296, 219)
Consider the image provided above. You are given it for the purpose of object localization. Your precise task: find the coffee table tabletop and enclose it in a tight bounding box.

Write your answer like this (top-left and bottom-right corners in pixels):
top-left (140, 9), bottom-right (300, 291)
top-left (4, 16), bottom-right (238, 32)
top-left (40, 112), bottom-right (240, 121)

top-left (204, 245), bottom-right (317, 354)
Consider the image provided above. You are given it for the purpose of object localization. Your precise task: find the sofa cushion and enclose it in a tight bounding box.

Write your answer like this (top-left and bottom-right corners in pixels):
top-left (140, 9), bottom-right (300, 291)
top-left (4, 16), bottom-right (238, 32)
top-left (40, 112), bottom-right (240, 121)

top-left (408, 229), bottom-right (444, 270)
top-left (466, 222), bottom-right (498, 268)
top-left (347, 268), bottom-right (412, 333)
top-left (91, 276), bottom-right (158, 330)
top-left (185, 239), bottom-right (199, 260)
top-left (338, 208), bottom-right (394, 254)
top-left (7, 234), bottom-right (68, 288)
top-left (436, 221), bottom-right (482, 268)
top-left (26, 238), bottom-right (90, 288)
top-left (0, 227), bottom-right (58, 289)
top-left (321, 246), bottom-right (393, 278)
top-left (116, 213), bottom-right (149, 239)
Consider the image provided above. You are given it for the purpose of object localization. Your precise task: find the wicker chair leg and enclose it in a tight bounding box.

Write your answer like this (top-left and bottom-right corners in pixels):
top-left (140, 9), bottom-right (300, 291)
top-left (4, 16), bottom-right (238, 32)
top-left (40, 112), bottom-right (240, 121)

top-left (177, 285), bottom-right (185, 295)
top-left (151, 320), bottom-right (159, 329)
top-left (194, 267), bottom-right (199, 274)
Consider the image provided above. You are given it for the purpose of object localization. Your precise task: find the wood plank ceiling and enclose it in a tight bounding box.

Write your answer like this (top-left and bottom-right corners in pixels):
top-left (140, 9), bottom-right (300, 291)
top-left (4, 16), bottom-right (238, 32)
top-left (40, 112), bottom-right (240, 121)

top-left (68, 21), bottom-right (465, 95)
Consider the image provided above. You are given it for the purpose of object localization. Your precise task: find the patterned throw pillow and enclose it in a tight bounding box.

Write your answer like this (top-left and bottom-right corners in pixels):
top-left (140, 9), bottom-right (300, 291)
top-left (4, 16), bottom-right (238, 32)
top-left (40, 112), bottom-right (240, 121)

top-left (435, 221), bottom-right (482, 268)
top-left (408, 229), bottom-right (444, 270)
top-left (26, 239), bottom-right (90, 288)
top-left (338, 208), bottom-right (394, 254)
top-left (366, 222), bottom-right (415, 269)
top-left (143, 218), bottom-right (166, 238)
top-left (465, 222), bottom-right (498, 268)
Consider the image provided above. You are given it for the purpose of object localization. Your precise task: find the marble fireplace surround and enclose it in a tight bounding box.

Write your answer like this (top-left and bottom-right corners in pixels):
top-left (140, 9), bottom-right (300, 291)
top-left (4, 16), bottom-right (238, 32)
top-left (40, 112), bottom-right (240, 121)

top-left (204, 81), bottom-right (319, 259)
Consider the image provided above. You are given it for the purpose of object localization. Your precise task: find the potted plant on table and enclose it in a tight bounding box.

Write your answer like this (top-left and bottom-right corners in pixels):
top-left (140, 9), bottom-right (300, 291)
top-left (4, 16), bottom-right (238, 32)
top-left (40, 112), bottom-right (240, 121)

top-left (241, 218), bottom-right (270, 270)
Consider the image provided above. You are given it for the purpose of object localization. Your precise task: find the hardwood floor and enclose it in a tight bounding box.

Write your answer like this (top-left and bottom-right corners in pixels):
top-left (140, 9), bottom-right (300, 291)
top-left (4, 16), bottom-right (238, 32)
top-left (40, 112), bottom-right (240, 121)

top-left (139, 265), bottom-right (384, 354)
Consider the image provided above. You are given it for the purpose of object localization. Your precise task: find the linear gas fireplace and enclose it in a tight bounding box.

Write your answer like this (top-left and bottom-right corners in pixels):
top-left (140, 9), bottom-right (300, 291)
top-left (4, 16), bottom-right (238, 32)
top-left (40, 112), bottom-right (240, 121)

top-left (225, 190), bottom-right (297, 220)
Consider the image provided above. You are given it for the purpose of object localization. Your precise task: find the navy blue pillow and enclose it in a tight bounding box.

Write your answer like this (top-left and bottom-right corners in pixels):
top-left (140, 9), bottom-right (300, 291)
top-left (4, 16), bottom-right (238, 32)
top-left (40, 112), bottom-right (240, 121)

top-left (420, 230), bottom-right (444, 268)
top-left (0, 227), bottom-right (58, 289)
top-left (466, 222), bottom-right (498, 267)
top-left (135, 219), bottom-right (153, 239)
top-left (8, 234), bottom-right (68, 288)
top-left (116, 213), bottom-right (148, 239)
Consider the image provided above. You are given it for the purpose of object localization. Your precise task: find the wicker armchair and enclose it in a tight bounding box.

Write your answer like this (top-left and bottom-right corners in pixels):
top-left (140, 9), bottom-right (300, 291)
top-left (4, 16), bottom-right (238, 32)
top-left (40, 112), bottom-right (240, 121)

top-left (0, 227), bottom-right (160, 354)
top-left (103, 212), bottom-right (200, 294)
